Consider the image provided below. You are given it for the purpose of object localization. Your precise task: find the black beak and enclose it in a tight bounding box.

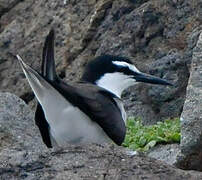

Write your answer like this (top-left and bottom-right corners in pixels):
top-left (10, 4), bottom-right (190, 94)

top-left (135, 72), bottom-right (173, 86)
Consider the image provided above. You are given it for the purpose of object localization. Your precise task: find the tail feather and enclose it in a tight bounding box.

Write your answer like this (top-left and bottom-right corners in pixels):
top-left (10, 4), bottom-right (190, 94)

top-left (42, 29), bottom-right (57, 81)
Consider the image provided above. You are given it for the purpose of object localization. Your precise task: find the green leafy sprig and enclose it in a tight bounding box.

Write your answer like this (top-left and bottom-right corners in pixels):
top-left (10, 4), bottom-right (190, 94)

top-left (122, 117), bottom-right (180, 152)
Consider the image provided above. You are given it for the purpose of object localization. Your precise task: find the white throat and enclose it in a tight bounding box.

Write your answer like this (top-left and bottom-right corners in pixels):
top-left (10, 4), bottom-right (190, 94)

top-left (96, 72), bottom-right (136, 98)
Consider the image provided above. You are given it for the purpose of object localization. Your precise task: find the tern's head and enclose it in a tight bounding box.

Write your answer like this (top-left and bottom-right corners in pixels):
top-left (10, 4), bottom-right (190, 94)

top-left (81, 55), bottom-right (172, 98)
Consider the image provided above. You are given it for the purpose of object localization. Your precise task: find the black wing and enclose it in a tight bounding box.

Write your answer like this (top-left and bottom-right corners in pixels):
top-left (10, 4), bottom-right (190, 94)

top-left (35, 29), bottom-right (57, 148)
top-left (41, 29), bottom-right (57, 81)
top-left (35, 105), bottom-right (52, 147)
top-left (52, 81), bottom-right (126, 145)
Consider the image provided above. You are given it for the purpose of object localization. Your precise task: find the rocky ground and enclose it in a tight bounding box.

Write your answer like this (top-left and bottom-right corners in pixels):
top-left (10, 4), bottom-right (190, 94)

top-left (0, 0), bottom-right (202, 179)
top-left (0, 93), bottom-right (202, 180)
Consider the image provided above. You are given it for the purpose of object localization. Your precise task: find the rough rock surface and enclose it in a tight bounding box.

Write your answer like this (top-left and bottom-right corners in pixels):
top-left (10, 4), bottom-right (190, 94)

top-left (176, 30), bottom-right (202, 171)
top-left (0, 92), bottom-right (45, 151)
top-left (1, 93), bottom-right (202, 179)
top-left (0, 0), bottom-right (21, 17)
top-left (0, 0), bottom-right (201, 124)
top-left (147, 144), bottom-right (180, 166)
top-left (2, 145), bottom-right (202, 180)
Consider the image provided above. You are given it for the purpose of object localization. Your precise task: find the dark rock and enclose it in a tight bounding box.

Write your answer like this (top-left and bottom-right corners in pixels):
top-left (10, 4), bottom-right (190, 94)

top-left (176, 29), bottom-right (202, 171)
top-left (0, 0), bottom-right (201, 124)
top-left (0, 0), bottom-right (22, 18)
top-left (63, 0), bottom-right (201, 124)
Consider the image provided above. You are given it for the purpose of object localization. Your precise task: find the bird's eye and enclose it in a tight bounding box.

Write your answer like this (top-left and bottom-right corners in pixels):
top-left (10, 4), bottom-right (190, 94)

top-left (118, 66), bottom-right (127, 72)
top-left (120, 66), bottom-right (126, 70)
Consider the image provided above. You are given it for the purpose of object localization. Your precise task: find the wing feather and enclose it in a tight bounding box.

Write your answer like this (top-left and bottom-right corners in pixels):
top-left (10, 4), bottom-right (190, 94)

top-left (52, 82), bottom-right (126, 145)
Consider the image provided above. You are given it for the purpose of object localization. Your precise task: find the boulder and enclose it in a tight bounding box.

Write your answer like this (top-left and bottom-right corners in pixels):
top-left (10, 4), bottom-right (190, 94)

top-left (1, 92), bottom-right (202, 179)
top-left (176, 29), bottom-right (202, 171)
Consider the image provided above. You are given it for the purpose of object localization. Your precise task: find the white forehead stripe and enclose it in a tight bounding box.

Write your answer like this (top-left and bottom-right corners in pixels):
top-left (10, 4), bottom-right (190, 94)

top-left (112, 61), bottom-right (140, 73)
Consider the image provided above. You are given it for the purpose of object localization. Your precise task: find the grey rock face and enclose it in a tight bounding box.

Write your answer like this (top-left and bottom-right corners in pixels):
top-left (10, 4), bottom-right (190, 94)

top-left (176, 30), bottom-right (202, 171)
top-left (0, 0), bottom-right (21, 17)
top-left (0, 93), bottom-right (202, 179)
top-left (0, 92), bottom-right (45, 151)
top-left (0, 0), bottom-right (201, 124)
top-left (147, 144), bottom-right (181, 166)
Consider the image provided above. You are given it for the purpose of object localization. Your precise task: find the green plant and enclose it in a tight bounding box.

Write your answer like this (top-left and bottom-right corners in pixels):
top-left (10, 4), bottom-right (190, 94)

top-left (122, 117), bottom-right (180, 152)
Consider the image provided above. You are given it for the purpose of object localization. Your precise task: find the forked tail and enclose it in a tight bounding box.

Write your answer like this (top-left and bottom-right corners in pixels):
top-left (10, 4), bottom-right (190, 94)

top-left (42, 29), bottom-right (57, 81)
